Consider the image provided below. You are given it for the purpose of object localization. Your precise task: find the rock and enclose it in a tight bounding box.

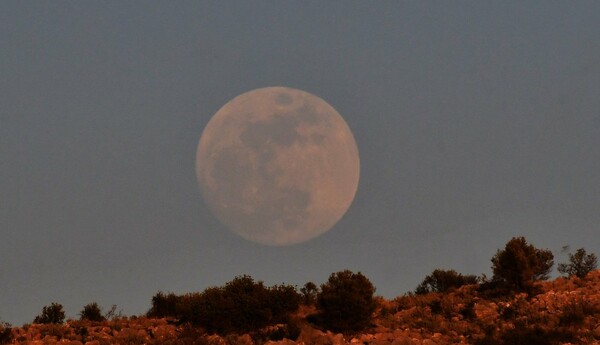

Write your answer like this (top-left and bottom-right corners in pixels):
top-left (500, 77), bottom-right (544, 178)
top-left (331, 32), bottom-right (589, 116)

top-left (391, 337), bottom-right (417, 345)
top-left (392, 329), bottom-right (406, 338)
top-left (374, 326), bottom-right (391, 333)
top-left (375, 332), bottom-right (394, 341)
top-left (594, 325), bottom-right (600, 338)
top-left (66, 341), bottom-right (84, 345)
top-left (330, 332), bottom-right (345, 345)
top-left (137, 329), bottom-right (148, 339)
top-left (152, 324), bottom-right (177, 340)
top-left (265, 339), bottom-right (297, 345)
top-left (297, 325), bottom-right (331, 345)
top-left (42, 335), bottom-right (59, 342)
top-left (226, 333), bottom-right (253, 345)
top-left (206, 334), bottom-right (227, 345)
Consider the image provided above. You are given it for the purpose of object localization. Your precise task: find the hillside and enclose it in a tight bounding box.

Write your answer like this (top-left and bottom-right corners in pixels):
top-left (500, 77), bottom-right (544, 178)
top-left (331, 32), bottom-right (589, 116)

top-left (2, 271), bottom-right (600, 345)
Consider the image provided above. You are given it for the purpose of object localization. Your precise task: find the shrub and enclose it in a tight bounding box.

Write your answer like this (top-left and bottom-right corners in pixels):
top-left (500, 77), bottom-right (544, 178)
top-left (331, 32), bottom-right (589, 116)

top-left (79, 302), bottom-right (106, 322)
top-left (558, 248), bottom-right (598, 279)
top-left (147, 292), bottom-right (181, 319)
top-left (415, 269), bottom-right (478, 294)
top-left (104, 304), bottom-right (123, 320)
top-left (220, 275), bottom-right (272, 332)
top-left (501, 325), bottom-right (573, 345)
top-left (300, 282), bottom-right (318, 305)
top-left (164, 325), bottom-right (209, 345)
top-left (177, 275), bottom-right (300, 334)
top-left (558, 296), bottom-right (600, 326)
top-left (491, 237), bottom-right (554, 293)
top-left (34, 303), bottom-right (66, 324)
top-left (268, 284), bottom-right (301, 322)
top-left (316, 270), bottom-right (376, 333)
top-left (459, 301), bottom-right (476, 320)
top-left (0, 322), bottom-right (12, 345)
top-left (474, 325), bottom-right (573, 345)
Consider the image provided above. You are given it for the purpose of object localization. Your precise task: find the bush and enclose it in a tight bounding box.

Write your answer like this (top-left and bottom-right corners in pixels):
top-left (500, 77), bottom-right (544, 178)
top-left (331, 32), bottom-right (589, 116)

top-left (104, 304), bottom-right (124, 320)
top-left (558, 296), bottom-right (600, 326)
top-left (558, 248), bottom-right (598, 279)
top-left (34, 303), bottom-right (66, 324)
top-left (316, 270), bottom-right (376, 333)
top-left (415, 269), bottom-right (478, 294)
top-left (0, 322), bottom-right (12, 345)
top-left (147, 292), bottom-right (181, 319)
top-left (268, 284), bottom-right (302, 322)
top-left (150, 275), bottom-right (301, 335)
top-left (79, 302), bottom-right (106, 322)
top-left (491, 237), bottom-right (554, 293)
top-left (300, 282), bottom-right (318, 305)
top-left (475, 325), bottom-right (573, 345)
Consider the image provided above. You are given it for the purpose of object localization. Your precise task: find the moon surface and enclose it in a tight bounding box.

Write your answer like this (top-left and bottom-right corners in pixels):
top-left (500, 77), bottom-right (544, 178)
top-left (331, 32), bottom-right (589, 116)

top-left (196, 87), bottom-right (360, 246)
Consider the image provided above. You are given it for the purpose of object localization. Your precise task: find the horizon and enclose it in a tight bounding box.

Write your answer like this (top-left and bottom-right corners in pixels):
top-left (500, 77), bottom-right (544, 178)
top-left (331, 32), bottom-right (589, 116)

top-left (2, 2), bottom-right (599, 325)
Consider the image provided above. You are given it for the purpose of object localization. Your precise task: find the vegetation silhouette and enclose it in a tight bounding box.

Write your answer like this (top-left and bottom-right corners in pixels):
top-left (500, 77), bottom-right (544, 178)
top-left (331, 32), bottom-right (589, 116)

top-left (148, 275), bottom-right (300, 335)
top-left (33, 303), bottom-right (65, 324)
top-left (300, 281), bottom-right (318, 305)
top-left (315, 270), bottom-right (377, 333)
top-left (0, 322), bottom-right (12, 344)
top-left (13, 236), bottom-right (600, 344)
top-left (558, 247), bottom-right (598, 279)
top-left (415, 269), bottom-right (478, 294)
top-left (79, 302), bottom-right (106, 322)
top-left (490, 236), bottom-right (554, 293)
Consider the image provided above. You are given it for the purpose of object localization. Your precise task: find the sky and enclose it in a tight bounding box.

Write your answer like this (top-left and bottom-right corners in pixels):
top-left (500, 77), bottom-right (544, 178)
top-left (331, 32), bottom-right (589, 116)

top-left (1, 1), bottom-right (599, 325)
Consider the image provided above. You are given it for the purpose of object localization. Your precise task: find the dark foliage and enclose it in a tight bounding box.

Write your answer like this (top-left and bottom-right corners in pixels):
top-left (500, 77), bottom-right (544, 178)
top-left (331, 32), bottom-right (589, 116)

top-left (79, 302), bottom-right (106, 322)
top-left (300, 281), bottom-right (318, 305)
top-left (558, 297), bottom-right (600, 326)
top-left (491, 237), bottom-right (554, 293)
top-left (474, 323), bottom-right (576, 345)
top-left (482, 325), bottom-right (574, 345)
top-left (459, 301), bottom-right (476, 320)
top-left (104, 305), bottom-right (123, 320)
top-left (477, 278), bottom-right (512, 299)
top-left (148, 276), bottom-right (300, 335)
top-left (415, 269), bottom-right (478, 294)
top-left (76, 326), bottom-right (88, 343)
top-left (170, 325), bottom-right (210, 345)
top-left (558, 247), bottom-right (598, 279)
top-left (204, 275), bottom-right (273, 333)
top-left (268, 284), bottom-right (302, 322)
top-left (316, 270), bottom-right (376, 333)
top-left (0, 322), bottom-right (12, 345)
top-left (34, 303), bottom-right (66, 324)
top-left (147, 292), bottom-right (181, 319)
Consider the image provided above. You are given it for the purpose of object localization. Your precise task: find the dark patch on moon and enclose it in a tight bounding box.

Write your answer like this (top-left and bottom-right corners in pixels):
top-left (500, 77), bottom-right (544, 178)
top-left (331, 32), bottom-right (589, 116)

top-left (211, 147), bottom-right (254, 206)
top-left (287, 104), bottom-right (322, 125)
top-left (240, 116), bottom-right (301, 148)
top-left (254, 186), bottom-right (310, 229)
top-left (311, 133), bottom-right (327, 144)
top-left (275, 92), bottom-right (293, 105)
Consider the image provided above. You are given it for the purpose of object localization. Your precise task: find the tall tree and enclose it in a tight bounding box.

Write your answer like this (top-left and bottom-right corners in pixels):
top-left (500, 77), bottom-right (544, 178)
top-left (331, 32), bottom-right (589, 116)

top-left (491, 237), bottom-right (554, 292)
top-left (558, 248), bottom-right (598, 278)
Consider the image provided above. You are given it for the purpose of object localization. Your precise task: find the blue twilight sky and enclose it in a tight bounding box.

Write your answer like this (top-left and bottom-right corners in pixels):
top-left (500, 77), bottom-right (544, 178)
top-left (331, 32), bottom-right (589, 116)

top-left (1, 1), bottom-right (599, 325)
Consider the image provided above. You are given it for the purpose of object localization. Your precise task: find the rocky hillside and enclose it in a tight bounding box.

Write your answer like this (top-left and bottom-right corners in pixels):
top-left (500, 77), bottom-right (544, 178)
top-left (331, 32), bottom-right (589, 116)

top-left (2, 271), bottom-right (600, 345)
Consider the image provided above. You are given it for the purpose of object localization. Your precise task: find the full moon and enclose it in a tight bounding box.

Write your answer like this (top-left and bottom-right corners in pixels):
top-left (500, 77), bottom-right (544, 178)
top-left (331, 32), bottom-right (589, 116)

top-left (196, 87), bottom-right (360, 246)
